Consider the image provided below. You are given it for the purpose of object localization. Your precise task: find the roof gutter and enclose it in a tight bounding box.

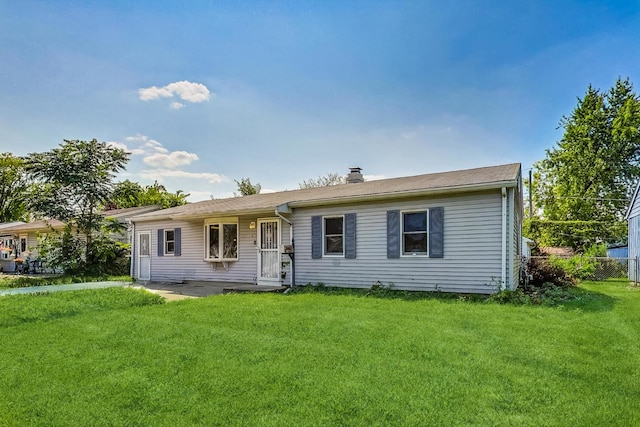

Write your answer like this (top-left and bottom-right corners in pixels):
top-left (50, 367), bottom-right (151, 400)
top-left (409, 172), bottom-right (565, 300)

top-left (275, 204), bottom-right (295, 287)
top-left (132, 208), bottom-right (279, 223)
top-left (129, 220), bottom-right (135, 279)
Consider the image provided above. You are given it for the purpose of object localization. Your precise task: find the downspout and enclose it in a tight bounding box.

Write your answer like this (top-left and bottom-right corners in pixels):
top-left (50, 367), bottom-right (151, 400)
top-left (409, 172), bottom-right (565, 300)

top-left (275, 209), bottom-right (295, 287)
top-left (129, 220), bottom-right (135, 280)
top-left (501, 187), bottom-right (507, 290)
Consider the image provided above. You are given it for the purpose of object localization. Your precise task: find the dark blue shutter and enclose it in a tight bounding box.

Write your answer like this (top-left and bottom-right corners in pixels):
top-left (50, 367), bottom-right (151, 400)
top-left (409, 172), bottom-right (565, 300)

top-left (345, 213), bottom-right (356, 259)
top-left (429, 207), bottom-right (444, 258)
top-left (387, 210), bottom-right (400, 258)
top-left (174, 228), bottom-right (181, 256)
top-left (157, 229), bottom-right (164, 257)
top-left (311, 216), bottom-right (322, 259)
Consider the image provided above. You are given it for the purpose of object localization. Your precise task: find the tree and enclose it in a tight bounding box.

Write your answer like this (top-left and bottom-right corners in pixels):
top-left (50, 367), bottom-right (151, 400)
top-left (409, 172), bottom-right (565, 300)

top-left (109, 180), bottom-right (188, 209)
top-left (529, 78), bottom-right (640, 248)
top-left (299, 172), bottom-right (346, 189)
top-left (25, 139), bottom-right (129, 274)
top-left (0, 153), bottom-right (30, 222)
top-left (234, 177), bottom-right (261, 196)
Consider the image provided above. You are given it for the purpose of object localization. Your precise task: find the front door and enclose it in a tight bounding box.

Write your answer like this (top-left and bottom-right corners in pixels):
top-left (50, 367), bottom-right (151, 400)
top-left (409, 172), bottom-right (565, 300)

top-left (138, 231), bottom-right (151, 281)
top-left (257, 219), bottom-right (280, 285)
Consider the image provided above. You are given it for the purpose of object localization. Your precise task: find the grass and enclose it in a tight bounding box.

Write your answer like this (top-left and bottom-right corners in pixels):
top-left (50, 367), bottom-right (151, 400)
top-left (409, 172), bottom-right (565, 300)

top-left (0, 274), bottom-right (132, 289)
top-left (0, 280), bottom-right (638, 426)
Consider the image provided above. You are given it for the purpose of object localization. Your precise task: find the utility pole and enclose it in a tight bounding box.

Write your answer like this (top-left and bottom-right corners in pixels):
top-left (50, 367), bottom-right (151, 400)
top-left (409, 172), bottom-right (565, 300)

top-left (528, 169), bottom-right (533, 218)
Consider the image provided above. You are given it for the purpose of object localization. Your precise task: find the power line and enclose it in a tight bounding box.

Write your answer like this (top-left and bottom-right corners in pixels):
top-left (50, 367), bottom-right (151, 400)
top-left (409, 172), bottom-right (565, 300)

top-left (551, 196), bottom-right (629, 202)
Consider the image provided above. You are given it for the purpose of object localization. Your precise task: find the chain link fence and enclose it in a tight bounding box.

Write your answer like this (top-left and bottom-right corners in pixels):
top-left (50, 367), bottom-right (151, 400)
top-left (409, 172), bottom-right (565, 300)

top-left (526, 256), bottom-right (638, 283)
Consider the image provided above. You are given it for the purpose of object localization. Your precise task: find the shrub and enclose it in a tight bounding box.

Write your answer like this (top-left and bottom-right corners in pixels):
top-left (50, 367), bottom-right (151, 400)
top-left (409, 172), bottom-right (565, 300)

top-left (524, 257), bottom-right (576, 290)
top-left (549, 255), bottom-right (598, 280)
top-left (37, 227), bottom-right (130, 276)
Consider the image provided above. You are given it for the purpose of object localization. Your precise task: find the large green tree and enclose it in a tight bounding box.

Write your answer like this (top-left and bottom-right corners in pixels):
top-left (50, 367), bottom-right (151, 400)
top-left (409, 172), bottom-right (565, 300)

top-left (0, 153), bottom-right (30, 222)
top-left (299, 172), bottom-right (346, 189)
top-left (530, 78), bottom-right (640, 248)
top-left (109, 180), bottom-right (188, 209)
top-left (25, 139), bottom-right (129, 274)
top-left (234, 177), bottom-right (261, 196)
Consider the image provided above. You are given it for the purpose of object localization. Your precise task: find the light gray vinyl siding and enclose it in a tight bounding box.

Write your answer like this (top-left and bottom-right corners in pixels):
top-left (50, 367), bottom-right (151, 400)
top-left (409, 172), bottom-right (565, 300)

top-left (628, 185), bottom-right (640, 279)
top-left (292, 191), bottom-right (505, 294)
top-left (134, 217), bottom-right (256, 283)
top-left (629, 216), bottom-right (640, 280)
top-left (628, 185), bottom-right (640, 220)
top-left (133, 215), bottom-right (293, 284)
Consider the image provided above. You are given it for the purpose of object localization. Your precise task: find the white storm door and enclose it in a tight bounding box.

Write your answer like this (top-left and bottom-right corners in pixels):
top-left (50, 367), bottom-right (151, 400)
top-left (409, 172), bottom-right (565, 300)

top-left (138, 231), bottom-right (151, 281)
top-left (257, 219), bottom-right (280, 284)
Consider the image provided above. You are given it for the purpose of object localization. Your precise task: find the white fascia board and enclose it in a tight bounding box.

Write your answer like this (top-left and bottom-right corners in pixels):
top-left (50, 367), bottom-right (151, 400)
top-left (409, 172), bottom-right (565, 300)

top-left (626, 180), bottom-right (640, 219)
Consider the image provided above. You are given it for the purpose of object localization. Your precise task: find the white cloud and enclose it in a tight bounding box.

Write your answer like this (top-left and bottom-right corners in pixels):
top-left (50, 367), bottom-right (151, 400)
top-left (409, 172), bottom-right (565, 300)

top-left (124, 134), bottom-right (168, 153)
top-left (186, 191), bottom-right (214, 203)
top-left (144, 151), bottom-right (199, 168)
top-left (106, 140), bottom-right (145, 155)
top-left (138, 80), bottom-right (211, 104)
top-left (125, 134), bottom-right (149, 142)
top-left (170, 102), bottom-right (185, 110)
top-left (106, 141), bottom-right (128, 150)
top-left (115, 134), bottom-right (227, 193)
top-left (143, 140), bottom-right (168, 154)
top-left (140, 169), bottom-right (228, 184)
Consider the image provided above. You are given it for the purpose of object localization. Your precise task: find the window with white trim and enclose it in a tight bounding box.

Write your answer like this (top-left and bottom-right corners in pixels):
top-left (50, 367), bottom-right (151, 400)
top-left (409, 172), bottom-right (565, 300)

top-left (402, 210), bottom-right (428, 256)
top-left (205, 218), bottom-right (238, 261)
top-left (324, 216), bottom-right (344, 256)
top-left (19, 235), bottom-right (27, 255)
top-left (164, 229), bottom-right (175, 255)
top-left (0, 238), bottom-right (14, 260)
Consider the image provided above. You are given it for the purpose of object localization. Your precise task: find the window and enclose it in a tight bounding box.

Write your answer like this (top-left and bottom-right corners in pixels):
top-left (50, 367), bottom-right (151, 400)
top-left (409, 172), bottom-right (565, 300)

top-left (164, 230), bottom-right (175, 255)
top-left (0, 238), bottom-right (14, 260)
top-left (402, 210), bottom-right (428, 256)
top-left (324, 216), bottom-right (344, 256)
top-left (19, 235), bottom-right (27, 255)
top-left (205, 218), bottom-right (238, 261)
top-left (312, 214), bottom-right (356, 260)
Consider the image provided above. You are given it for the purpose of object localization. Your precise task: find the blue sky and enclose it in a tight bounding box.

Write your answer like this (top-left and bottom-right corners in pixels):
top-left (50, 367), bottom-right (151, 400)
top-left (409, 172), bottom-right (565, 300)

top-left (1, 1), bottom-right (639, 201)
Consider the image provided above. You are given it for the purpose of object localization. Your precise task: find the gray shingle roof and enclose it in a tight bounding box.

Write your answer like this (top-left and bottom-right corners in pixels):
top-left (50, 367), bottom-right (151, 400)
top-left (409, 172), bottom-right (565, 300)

top-left (0, 206), bottom-right (160, 233)
top-left (131, 163), bottom-right (521, 222)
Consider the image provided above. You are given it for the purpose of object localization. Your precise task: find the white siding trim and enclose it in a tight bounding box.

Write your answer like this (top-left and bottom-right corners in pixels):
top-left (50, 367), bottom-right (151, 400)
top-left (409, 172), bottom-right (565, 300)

top-left (322, 215), bottom-right (345, 258)
top-left (501, 187), bottom-right (507, 290)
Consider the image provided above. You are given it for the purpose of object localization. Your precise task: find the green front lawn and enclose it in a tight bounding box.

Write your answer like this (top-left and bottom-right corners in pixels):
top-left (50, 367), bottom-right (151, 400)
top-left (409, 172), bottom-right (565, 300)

top-left (0, 281), bottom-right (638, 426)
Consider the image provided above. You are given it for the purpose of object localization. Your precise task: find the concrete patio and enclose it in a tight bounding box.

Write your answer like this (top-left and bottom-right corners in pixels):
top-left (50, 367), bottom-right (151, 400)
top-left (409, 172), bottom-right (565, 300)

top-left (136, 281), bottom-right (287, 301)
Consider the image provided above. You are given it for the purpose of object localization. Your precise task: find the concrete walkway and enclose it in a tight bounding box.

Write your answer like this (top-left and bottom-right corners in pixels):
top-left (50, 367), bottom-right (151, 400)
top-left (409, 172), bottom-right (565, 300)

top-left (0, 280), bottom-right (286, 302)
top-left (134, 281), bottom-right (287, 301)
top-left (0, 281), bottom-right (131, 296)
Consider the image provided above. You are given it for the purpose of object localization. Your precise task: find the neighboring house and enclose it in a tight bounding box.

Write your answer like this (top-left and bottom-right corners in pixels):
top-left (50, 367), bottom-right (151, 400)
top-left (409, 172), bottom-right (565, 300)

top-left (0, 221), bottom-right (26, 273)
top-left (522, 237), bottom-right (535, 258)
top-left (606, 244), bottom-right (628, 258)
top-left (0, 206), bottom-right (161, 265)
top-left (626, 183), bottom-right (640, 280)
top-left (129, 164), bottom-right (523, 294)
top-left (538, 247), bottom-right (575, 257)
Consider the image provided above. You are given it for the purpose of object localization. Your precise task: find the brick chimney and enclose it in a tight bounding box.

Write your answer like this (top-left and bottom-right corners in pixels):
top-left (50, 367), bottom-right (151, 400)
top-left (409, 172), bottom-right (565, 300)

top-left (347, 167), bottom-right (364, 184)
